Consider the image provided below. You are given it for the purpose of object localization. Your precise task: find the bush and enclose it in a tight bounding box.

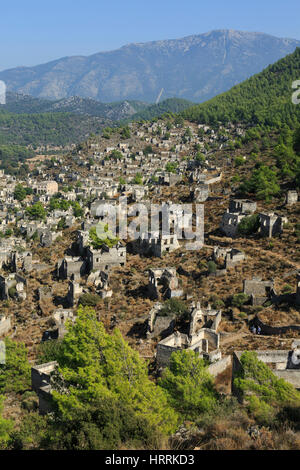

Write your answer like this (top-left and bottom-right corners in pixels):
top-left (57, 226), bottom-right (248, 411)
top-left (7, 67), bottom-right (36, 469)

top-left (159, 298), bottom-right (189, 320)
top-left (207, 261), bottom-right (217, 274)
top-left (231, 293), bottom-right (250, 308)
top-left (237, 214), bottom-right (260, 235)
top-left (8, 287), bottom-right (17, 299)
top-left (78, 293), bottom-right (101, 307)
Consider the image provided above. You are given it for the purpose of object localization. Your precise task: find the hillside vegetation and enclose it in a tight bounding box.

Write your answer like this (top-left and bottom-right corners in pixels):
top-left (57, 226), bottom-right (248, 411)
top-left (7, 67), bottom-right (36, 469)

top-left (181, 47), bottom-right (300, 128)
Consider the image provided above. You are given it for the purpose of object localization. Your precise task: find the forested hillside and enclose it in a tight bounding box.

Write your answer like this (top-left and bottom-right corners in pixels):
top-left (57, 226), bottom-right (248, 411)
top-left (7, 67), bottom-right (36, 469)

top-left (181, 47), bottom-right (300, 128)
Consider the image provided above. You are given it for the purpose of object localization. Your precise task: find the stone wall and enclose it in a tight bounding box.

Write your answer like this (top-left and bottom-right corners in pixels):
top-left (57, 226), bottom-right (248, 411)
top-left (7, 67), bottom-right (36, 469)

top-left (208, 355), bottom-right (231, 377)
top-left (0, 316), bottom-right (11, 337)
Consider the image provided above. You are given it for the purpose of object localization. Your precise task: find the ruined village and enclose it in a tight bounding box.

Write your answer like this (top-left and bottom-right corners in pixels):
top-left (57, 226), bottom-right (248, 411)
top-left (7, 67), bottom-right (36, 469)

top-left (0, 115), bottom-right (299, 424)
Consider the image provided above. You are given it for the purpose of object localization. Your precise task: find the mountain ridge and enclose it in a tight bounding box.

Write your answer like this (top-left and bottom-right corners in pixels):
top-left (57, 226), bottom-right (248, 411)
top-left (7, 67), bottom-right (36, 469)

top-left (1, 29), bottom-right (299, 103)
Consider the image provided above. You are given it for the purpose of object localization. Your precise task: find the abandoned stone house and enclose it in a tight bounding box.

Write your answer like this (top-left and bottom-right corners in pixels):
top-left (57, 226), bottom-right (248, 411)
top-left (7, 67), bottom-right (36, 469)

top-left (213, 246), bottom-right (246, 269)
top-left (31, 362), bottom-right (57, 414)
top-left (285, 190), bottom-right (298, 205)
top-left (220, 199), bottom-right (257, 237)
top-left (243, 277), bottom-right (275, 305)
top-left (156, 329), bottom-right (221, 368)
top-left (156, 301), bottom-right (222, 368)
top-left (258, 213), bottom-right (288, 238)
top-left (147, 267), bottom-right (183, 300)
top-left (40, 229), bottom-right (62, 248)
top-left (12, 251), bottom-right (32, 273)
top-left (57, 256), bottom-right (86, 280)
top-left (90, 199), bottom-right (117, 219)
top-left (0, 273), bottom-right (27, 301)
top-left (188, 302), bottom-right (222, 335)
top-left (67, 280), bottom-right (83, 307)
top-left (86, 243), bottom-right (126, 272)
top-left (38, 285), bottom-right (52, 301)
top-left (131, 233), bottom-right (180, 258)
top-left (190, 183), bottom-right (210, 203)
top-left (220, 211), bottom-right (247, 237)
top-left (87, 269), bottom-right (112, 298)
top-left (146, 303), bottom-right (176, 340)
top-left (32, 180), bottom-right (58, 195)
top-left (0, 249), bottom-right (13, 270)
top-left (52, 309), bottom-right (75, 339)
top-left (158, 173), bottom-right (181, 187)
top-left (229, 199), bottom-right (257, 214)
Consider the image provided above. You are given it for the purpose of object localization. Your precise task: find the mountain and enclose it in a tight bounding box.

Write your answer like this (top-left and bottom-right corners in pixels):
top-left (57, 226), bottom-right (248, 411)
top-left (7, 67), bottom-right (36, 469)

top-left (0, 94), bottom-right (194, 147)
top-left (1, 30), bottom-right (299, 103)
top-left (181, 47), bottom-right (300, 128)
top-left (3, 92), bottom-right (148, 119)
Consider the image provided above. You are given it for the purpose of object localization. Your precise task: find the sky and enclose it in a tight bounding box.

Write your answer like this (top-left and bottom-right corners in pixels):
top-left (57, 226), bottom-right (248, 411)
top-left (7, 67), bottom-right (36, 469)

top-left (1, 0), bottom-right (300, 71)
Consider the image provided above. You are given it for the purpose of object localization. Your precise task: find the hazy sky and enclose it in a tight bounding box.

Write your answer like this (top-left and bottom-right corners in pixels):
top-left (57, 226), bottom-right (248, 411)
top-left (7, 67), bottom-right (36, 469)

top-left (1, 0), bottom-right (300, 71)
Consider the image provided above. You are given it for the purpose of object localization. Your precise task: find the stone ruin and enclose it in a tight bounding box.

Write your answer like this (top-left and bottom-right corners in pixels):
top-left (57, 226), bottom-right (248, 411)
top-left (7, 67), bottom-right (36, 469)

top-left (0, 273), bottom-right (27, 301)
top-left (188, 301), bottom-right (222, 336)
top-left (38, 285), bottom-right (53, 301)
top-left (42, 309), bottom-right (75, 341)
top-left (87, 270), bottom-right (112, 299)
top-left (146, 303), bottom-right (176, 340)
top-left (67, 280), bottom-right (83, 307)
top-left (147, 267), bottom-right (183, 300)
top-left (31, 361), bottom-right (57, 414)
top-left (258, 213), bottom-right (288, 238)
top-left (220, 199), bottom-right (257, 238)
top-left (156, 301), bottom-right (222, 368)
top-left (285, 190), bottom-right (298, 205)
top-left (86, 243), bottom-right (126, 271)
top-left (190, 183), bottom-right (210, 203)
top-left (213, 246), bottom-right (246, 269)
top-left (132, 233), bottom-right (180, 258)
top-left (12, 251), bottom-right (32, 273)
top-left (57, 256), bottom-right (86, 280)
top-left (156, 329), bottom-right (221, 368)
top-left (243, 277), bottom-right (275, 305)
top-left (0, 314), bottom-right (11, 337)
top-left (229, 199), bottom-right (257, 214)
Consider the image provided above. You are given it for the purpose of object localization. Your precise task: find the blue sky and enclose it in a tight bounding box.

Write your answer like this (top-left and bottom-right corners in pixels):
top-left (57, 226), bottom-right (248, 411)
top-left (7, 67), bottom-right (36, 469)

top-left (1, 0), bottom-right (300, 71)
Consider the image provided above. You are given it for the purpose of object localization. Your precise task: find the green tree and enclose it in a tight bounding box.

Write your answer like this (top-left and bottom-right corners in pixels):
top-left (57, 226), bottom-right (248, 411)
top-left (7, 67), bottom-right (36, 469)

top-left (239, 165), bottom-right (280, 201)
top-left (121, 126), bottom-right (131, 139)
top-left (25, 202), bottom-right (46, 220)
top-left (14, 184), bottom-right (27, 202)
top-left (78, 293), bottom-right (101, 307)
top-left (207, 261), bottom-right (217, 274)
top-left (159, 298), bottom-right (189, 320)
top-left (234, 351), bottom-right (300, 424)
top-left (159, 350), bottom-right (218, 420)
top-left (231, 293), bottom-right (250, 308)
top-left (89, 224), bottom-right (119, 249)
top-left (294, 127), bottom-right (300, 155)
top-left (0, 396), bottom-right (13, 449)
top-left (165, 162), bottom-right (178, 173)
top-left (49, 306), bottom-right (178, 441)
top-left (0, 338), bottom-right (31, 394)
top-left (237, 214), bottom-right (260, 235)
top-left (132, 173), bottom-right (143, 185)
top-left (72, 201), bottom-right (84, 218)
top-left (143, 145), bottom-right (153, 156)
